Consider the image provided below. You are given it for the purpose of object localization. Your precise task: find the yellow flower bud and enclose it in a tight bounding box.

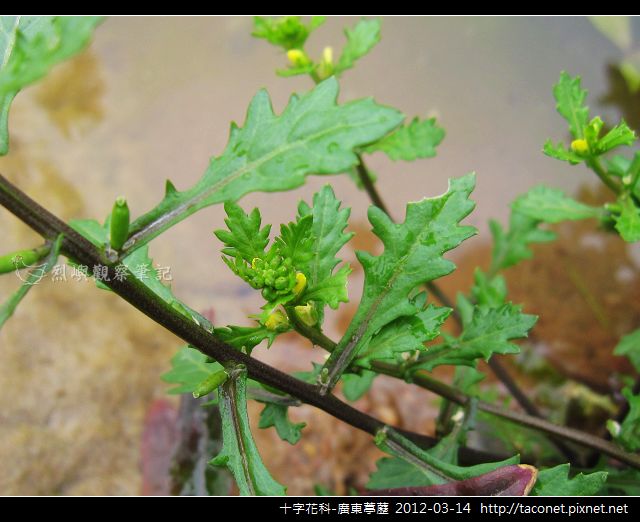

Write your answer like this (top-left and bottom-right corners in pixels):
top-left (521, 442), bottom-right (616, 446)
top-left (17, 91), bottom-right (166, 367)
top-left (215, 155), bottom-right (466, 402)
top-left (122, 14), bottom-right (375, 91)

top-left (265, 310), bottom-right (289, 331)
top-left (294, 303), bottom-right (318, 327)
top-left (322, 46), bottom-right (333, 66)
top-left (570, 139), bottom-right (589, 154)
top-left (287, 49), bottom-right (310, 68)
top-left (293, 272), bottom-right (307, 296)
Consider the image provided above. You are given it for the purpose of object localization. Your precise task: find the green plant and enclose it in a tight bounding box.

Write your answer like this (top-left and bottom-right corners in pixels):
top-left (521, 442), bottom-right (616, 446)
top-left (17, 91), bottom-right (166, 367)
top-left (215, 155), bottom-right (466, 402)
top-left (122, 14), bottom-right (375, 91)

top-left (1, 16), bottom-right (640, 496)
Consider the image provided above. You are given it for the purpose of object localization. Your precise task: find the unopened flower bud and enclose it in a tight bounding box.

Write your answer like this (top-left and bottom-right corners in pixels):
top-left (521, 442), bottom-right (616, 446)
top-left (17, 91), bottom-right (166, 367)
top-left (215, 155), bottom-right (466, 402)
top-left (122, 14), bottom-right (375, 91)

top-left (570, 139), bottom-right (589, 154)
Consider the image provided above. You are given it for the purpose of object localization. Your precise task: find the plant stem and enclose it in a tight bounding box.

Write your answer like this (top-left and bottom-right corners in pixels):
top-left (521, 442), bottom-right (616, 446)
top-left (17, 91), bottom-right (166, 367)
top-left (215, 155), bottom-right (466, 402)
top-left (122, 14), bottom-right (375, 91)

top-left (373, 364), bottom-right (639, 468)
top-left (285, 313), bottom-right (639, 468)
top-left (586, 157), bottom-right (620, 195)
top-left (355, 156), bottom-right (389, 213)
top-left (0, 173), bottom-right (499, 466)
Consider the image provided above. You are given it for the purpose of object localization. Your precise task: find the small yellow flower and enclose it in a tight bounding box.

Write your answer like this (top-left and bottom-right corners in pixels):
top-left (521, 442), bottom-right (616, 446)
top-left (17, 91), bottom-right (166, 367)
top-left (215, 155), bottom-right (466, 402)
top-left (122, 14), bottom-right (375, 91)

top-left (265, 310), bottom-right (289, 331)
top-left (287, 49), bottom-right (310, 67)
top-left (293, 272), bottom-right (307, 296)
top-left (570, 139), bottom-right (589, 154)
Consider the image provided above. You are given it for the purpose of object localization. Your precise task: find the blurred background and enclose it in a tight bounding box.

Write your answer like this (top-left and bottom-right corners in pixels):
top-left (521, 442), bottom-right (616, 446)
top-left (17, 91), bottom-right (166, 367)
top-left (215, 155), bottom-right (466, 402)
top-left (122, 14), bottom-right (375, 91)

top-left (1, 16), bottom-right (639, 495)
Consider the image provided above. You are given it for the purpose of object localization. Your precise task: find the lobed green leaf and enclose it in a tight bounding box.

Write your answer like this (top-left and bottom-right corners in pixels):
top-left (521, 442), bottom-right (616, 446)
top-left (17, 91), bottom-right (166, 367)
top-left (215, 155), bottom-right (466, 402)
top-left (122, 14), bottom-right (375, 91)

top-left (363, 117), bottom-right (445, 161)
top-left (552, 72), bottom-right (589, 140)
top-left (531, 464), bottom-right (607, 496)
top-left (512, 186), bottom-right (603, 223)
top-left (0, 16), bottom-right (102, 154)
top-left (252, 16), bottom-right (325, 51)
top-left (321, 174), bottom-right (477, 389)
top-left (258, 402), bottom-right (306, 445)
top-left (489, 211), bottom-right (556, 274)
top-left (125, 78), bottom-right (403, 254)
top-left (614, 194), bottom-right (640, 242)
top-left (210, 367), bottom-right (286, 495)
top-left (335, 18), bottom-right (381, 75)
top-left (161, 346), bottom-right (223, 395)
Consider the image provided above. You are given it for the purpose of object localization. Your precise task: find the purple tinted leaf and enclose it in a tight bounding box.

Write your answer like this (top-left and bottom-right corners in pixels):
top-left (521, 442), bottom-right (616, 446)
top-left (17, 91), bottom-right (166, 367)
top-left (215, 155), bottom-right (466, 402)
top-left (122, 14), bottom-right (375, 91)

top-left (369, 465), bottom-right (538, 496)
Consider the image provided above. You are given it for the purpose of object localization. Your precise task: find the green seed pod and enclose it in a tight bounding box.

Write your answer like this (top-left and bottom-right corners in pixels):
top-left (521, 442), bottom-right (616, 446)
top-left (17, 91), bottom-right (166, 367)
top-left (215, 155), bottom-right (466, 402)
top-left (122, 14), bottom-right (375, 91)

top-left (192, 370), bottom-right (229, 398)
top-left (0, 245), bottom-right (49, 273)
top-left (110, 196), bottom-right (130, 251)
top-left (252, 275), bottom-right (264, 288)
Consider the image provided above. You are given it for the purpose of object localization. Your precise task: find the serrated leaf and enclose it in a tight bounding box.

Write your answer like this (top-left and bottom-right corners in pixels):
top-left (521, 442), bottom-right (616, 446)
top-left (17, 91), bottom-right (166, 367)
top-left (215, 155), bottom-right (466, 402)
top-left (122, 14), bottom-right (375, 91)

top-left (470, 270), bottom-right (507, 308)
top-left (606, 155), bottom-right (632, 177)
top-left (298, 185), bottom-right (353, 323)
top-left (543, 140), bottom-right (583, 164)
top-left (252, 16), bottom-right (325, 51)
top-left (214, 202), bottom-right (270, 262)
top-left (0, 235), bottom-right (62, 330)
top-left (553, 72), bottom-right (589, 140)
top-left (342, 370), bottom-right (376, 401)
top-left (415, 302), bottom-right (537, 371)
top-left (161, 346), bottom-right (223, 395)
top-left (369, 465), bottom-right (538, 496)
top-left (321, 174), bottom-right (476, 390)
top-left (369, 431), bottom-right (518, 488)
top-left (298, 186), bottom-right (353, 287)
top-left (512, 186), bottom-right (603, 223)
top-left (614, 194), bottom-right (640, 242)
top-left (609, 387), bottom-right (640, 452)
top-left (210, 367), bottom-right (286, 495)
top-left (490, 211), bottom-right (556, 273)
top-left (68, 218), bottom-right (108, 247)
top-left (531, 464), bottom-right (607, 496)
top-left (356, 301), bottom-right (451, 366)
top-left (213, 323), bottom-right (280, 354)
top-left (614, 328), bottom-right (640, 372)
top-left (363, 117), bottom-right (445, 161)
top-left (600, 468), bottom-right (640, 495)
top-left (335, 18), bottom-right (381, 75)
top-left (0, 16), bottom-right (102, 154)
top-left (258, 402), bottom-right (306, 445)
top-left (596, 120), bottom-right (636, 153)
top-left (273, 214), bottom-right (313, 271)
top-left (125, 78), bottom-right (403, 253)
top-left (123, 245), bottom-right (176, 304)
top-left (300, 264), bottom-right (351, 309)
